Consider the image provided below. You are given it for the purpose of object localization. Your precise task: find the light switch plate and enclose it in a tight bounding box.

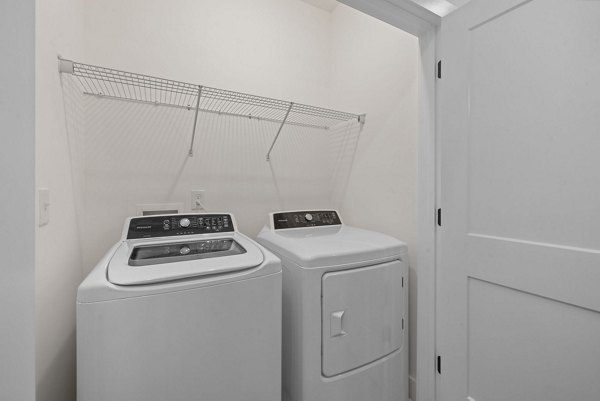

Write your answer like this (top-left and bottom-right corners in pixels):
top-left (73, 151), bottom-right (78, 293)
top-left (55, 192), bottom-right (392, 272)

top-left (39, 188), bottom-right (50, 227)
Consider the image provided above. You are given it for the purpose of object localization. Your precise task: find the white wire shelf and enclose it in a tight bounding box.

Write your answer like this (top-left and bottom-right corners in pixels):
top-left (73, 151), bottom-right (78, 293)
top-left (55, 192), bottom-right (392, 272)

top-left (58, 58), bottom-right (365, 159)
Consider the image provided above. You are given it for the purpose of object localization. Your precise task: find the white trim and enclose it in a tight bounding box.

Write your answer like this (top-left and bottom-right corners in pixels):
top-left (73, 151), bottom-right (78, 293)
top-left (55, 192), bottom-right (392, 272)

top-left (416, 25), bottom-right (438, 401)
top-left (339, 2), bottom-right (439, 400)
top-left (409, 374), bottom-right (417, 401)
top-left (340, 0), bottom-right (440, 36)
top-left (468, 233), bottom-right (600, 255)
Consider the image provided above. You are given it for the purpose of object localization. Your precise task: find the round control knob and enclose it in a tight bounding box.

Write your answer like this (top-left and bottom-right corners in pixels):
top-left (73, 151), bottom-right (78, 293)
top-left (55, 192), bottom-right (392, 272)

top-left (179, 218), bottom-right (191, 228)
top-left (305, 213), bottom-right (313, 222)
top-left (179, 246), bottom-right (191, 255)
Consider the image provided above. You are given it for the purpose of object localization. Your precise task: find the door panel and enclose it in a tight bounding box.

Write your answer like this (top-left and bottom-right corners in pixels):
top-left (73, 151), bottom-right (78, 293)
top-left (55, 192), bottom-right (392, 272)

top-left (467, 0), bottom-right (600, 249)
top-left (438, 1), bottom-right (600, 400)
top-left (468, 279), bottom-right (600, 401)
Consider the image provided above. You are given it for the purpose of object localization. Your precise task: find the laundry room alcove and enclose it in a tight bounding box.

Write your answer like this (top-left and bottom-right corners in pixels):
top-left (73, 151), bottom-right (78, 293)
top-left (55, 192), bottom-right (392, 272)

top-left (36, 2), bottom-right (420, 400)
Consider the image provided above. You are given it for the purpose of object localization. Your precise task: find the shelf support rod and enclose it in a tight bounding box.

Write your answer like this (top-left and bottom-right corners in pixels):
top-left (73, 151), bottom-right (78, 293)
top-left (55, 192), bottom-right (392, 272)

top-left (188, 85), bottom-right (203, 157)
top-left (266, 102), bottom-right (294, 162)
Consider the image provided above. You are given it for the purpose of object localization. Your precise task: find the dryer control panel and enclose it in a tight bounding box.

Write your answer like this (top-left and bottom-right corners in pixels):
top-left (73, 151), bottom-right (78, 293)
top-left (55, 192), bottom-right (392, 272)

top-left (127, 214), bottom-right (234, 239)
top-left (273, 210), bottom-right (341, 230)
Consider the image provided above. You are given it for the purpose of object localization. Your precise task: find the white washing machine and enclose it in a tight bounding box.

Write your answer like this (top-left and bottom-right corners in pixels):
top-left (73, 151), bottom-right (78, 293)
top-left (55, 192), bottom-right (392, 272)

top-left (77, 213), bottom-right (282, 401)
top-left (257, 210), bottom-right (408, 401)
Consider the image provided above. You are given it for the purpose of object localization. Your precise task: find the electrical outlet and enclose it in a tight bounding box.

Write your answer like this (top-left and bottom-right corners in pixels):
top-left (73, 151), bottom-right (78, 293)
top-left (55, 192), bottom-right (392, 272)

top-left (39, 188), bottom-right (50, 226)
top-left (191, 190), bottom-right (206, 211)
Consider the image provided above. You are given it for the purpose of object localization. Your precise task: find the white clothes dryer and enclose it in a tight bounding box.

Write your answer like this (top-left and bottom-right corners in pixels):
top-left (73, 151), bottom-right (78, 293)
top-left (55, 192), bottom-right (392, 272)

top-left (77, 213), bottom-right (281, 401)
top-left (257, 210), bottom-right (408, 401)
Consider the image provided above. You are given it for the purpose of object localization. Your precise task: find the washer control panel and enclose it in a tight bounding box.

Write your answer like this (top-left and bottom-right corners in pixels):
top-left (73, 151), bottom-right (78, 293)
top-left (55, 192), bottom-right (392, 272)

top-left (127, 214), bottom-right (234, 239)
top-left (273, 210), bottom-right (341, 230)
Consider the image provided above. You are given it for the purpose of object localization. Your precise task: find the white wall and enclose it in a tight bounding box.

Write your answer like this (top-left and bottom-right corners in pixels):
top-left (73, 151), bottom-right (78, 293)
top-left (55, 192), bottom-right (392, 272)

top-left (0, 1), bottom-right (36, 400)
top-left (83, 0), bottom-right (332, 103)
top-left (35, 0), bottom-right (86, 400)
top-left (78, 0), bottom-right (344, 269)
top-left (330, 5), bottom-right (419, 397)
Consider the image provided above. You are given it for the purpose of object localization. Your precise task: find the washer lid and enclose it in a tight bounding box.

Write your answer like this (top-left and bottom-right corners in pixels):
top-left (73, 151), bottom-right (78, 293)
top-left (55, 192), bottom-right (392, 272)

top-left (108, 233), bottom-right (264, 285)
top-left (257, 225), bottom-right (406, 268)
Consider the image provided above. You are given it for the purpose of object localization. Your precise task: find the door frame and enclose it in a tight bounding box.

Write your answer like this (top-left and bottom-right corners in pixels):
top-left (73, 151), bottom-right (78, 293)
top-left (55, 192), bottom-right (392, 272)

top-left (339, 1), bottom-right (440, 400)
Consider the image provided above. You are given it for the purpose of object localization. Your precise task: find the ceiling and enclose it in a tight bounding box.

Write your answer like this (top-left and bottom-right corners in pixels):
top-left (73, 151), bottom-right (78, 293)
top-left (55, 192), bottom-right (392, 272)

top-left (300, 0), bottom-right (339, 12)
top-left (300, 0), bottom-right (472, 16)
top-left (447, 0), bottom-right (472, 6)
top-left (410, 0), bottom-right (473, 16)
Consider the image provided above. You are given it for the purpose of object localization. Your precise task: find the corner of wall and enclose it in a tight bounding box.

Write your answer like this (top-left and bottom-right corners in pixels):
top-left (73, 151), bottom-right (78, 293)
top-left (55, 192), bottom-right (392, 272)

top-left (35, 0), bottom-right (86, 400)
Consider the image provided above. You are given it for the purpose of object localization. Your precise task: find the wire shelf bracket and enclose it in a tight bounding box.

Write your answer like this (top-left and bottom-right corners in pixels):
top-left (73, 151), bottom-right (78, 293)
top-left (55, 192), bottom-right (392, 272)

top-left (266, 102), bottom-right (294, 162)
top-left (58, 57), bottom-right (365, 159)
top-left (189, 86), bottom-right (202, 157)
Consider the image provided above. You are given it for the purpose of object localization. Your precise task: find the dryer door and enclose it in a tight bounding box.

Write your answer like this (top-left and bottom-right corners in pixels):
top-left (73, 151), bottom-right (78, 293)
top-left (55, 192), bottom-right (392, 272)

top-left (321, 260), bottom-right (405, 377)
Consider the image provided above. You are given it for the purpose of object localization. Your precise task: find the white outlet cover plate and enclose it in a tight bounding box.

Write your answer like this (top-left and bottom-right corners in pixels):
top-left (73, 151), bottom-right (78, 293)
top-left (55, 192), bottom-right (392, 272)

top-left (191, 190), bottom-right (206, 211)
top-left (39, 188), bottom-right (50, 227)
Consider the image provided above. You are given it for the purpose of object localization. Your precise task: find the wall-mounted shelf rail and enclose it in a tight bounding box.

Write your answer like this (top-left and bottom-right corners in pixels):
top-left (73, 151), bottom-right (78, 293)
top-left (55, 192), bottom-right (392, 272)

top-left (58, 58), bottom-right (365, 158)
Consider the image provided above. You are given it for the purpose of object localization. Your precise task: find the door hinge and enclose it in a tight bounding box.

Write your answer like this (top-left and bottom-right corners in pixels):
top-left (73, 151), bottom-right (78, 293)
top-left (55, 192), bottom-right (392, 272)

top-left (437, 355), bottom-right (442, 374)
top-left (437, 60), bottom-right (442, 79)
top-left (437, 208), bottom-right (442, 227)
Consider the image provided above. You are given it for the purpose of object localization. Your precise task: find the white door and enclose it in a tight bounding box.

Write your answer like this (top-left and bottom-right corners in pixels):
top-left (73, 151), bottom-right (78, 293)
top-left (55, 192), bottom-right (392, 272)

top-left (437, 1), bottom-right (600, 400)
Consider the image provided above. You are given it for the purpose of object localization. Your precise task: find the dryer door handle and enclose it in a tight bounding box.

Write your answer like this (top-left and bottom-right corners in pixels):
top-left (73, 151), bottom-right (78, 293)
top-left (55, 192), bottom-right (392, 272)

top-left (330, 310), bottom-right (346, 337)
